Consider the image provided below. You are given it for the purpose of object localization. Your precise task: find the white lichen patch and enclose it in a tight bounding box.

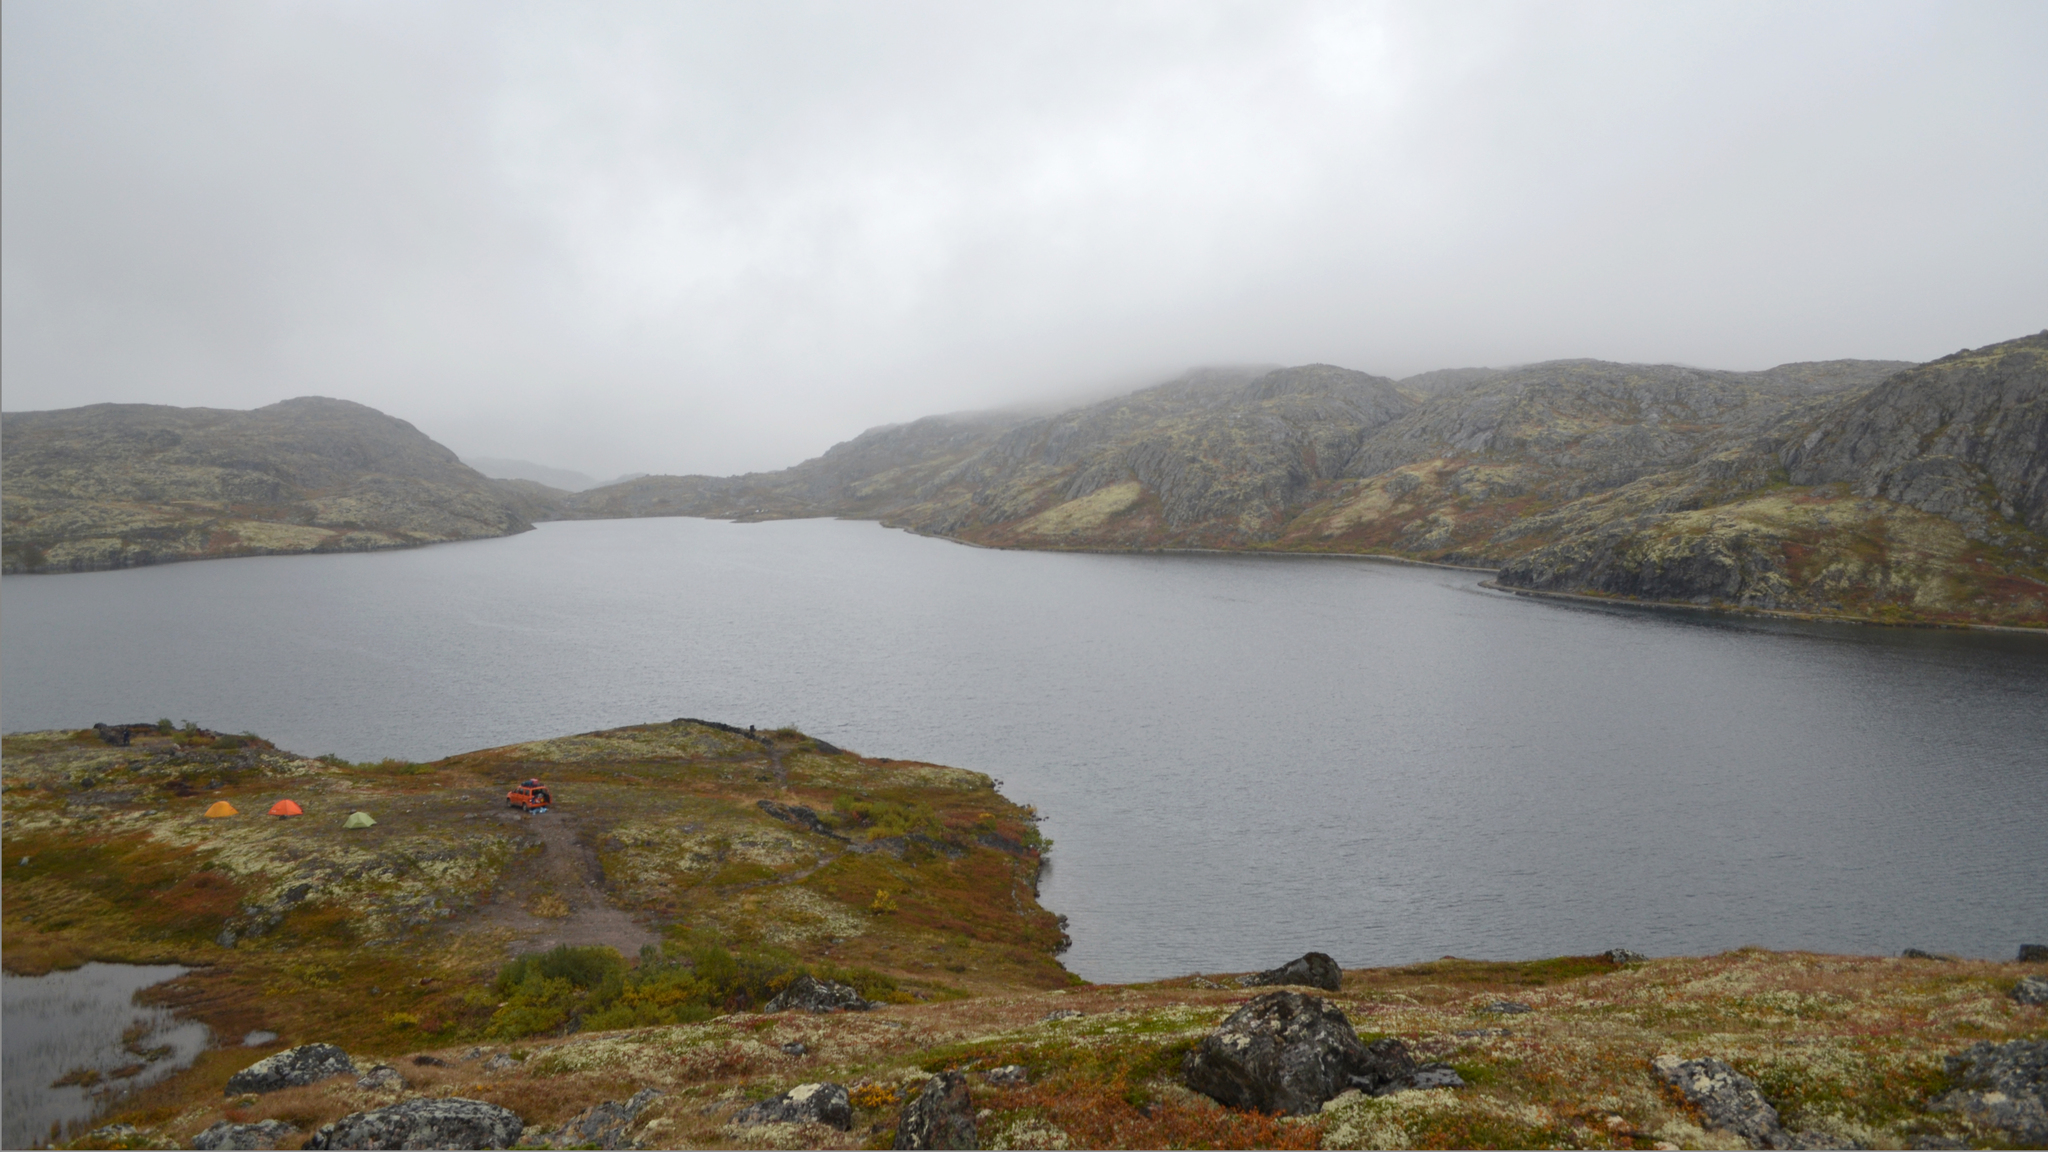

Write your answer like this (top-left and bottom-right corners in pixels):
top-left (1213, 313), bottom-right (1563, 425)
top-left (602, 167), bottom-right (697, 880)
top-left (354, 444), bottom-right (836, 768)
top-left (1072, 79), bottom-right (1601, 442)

top-left (986, 1115), bottom-right (1073, 1150)
top-left (748, 887), bottom-right (869, 945)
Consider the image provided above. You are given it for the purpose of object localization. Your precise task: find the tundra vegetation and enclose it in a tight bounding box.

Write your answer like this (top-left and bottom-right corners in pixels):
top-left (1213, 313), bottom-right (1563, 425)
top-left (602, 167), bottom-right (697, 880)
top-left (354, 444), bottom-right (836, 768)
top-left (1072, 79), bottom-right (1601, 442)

top-left (5, 721), bottom-right (2045, 1149)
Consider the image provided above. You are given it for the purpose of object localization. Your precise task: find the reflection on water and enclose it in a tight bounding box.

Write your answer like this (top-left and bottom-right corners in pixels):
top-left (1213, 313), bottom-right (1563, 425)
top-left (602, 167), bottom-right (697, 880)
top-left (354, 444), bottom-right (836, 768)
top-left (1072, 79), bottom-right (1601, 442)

top-left (3, 517), bottom-right (2046, 982)
top-left (1, 963), bottom-right (209, 1149)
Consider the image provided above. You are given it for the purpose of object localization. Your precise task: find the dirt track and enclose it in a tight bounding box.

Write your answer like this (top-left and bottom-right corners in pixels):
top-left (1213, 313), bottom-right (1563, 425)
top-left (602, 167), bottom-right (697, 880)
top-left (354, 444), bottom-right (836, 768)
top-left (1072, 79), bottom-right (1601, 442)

top-left (469, 807), bottom-right (659, 959)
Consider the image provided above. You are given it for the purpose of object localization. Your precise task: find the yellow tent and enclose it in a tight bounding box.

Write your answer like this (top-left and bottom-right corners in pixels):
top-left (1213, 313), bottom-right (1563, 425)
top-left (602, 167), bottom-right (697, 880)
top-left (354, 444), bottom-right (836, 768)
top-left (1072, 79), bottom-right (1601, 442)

top-left (205, 801), bottom-right (238, 818)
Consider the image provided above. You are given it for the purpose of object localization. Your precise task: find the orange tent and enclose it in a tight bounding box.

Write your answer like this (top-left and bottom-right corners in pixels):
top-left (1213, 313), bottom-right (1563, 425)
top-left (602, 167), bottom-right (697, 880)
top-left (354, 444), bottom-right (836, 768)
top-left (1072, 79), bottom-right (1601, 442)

top-left (268, 799), bottom-right (303, 817)
top-left (204, 801), bottom-right (238, 818)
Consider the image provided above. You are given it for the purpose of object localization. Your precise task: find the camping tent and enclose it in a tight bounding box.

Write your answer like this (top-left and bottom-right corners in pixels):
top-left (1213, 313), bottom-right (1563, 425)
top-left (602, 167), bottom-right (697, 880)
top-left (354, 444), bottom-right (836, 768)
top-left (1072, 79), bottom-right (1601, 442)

top-left (204, 801), bottom-right (238, 818)
top-left (268, 799), bottom-right (303, 817)
top-left (342, 811), bottom-right (376, 828)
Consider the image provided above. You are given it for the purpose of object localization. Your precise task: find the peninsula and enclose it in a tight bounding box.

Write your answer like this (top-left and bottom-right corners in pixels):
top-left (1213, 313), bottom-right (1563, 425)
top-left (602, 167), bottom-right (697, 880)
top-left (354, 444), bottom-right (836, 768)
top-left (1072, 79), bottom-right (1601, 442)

top-left (3, 720), bottom-right (2043, 1149)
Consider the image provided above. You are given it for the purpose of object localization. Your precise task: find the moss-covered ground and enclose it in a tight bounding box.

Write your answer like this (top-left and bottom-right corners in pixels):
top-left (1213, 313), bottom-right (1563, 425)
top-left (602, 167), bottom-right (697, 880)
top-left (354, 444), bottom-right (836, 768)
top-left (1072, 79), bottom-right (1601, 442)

top-left (6, 725), bottom-right (2043, 1149)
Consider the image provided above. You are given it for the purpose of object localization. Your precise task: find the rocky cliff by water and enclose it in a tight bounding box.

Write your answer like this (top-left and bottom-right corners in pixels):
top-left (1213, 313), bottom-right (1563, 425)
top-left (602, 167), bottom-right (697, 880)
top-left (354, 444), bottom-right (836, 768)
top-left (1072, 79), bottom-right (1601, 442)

top-left (1, 398), bottom-right (545, 573)
top-left (557, 333), bottom-right (2048, 627)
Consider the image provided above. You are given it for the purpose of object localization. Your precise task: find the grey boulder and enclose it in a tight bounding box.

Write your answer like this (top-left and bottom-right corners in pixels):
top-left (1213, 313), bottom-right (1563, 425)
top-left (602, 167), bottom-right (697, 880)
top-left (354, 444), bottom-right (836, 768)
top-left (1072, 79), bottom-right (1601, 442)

top-left (732, 1082), bottom-right (852, 1130)
top-left (984, 1065), bottom-right (1029, 1087)
top-left (1650, 1055), bottom-right (1790, 1149)
top-left (224, 1044), bottom-right (356, 1095)
top-left (550, 1087), bottom-right (664, 1148)
top-left (1242, 951), bottom-right (1342, 992)
top-left (190, 1119), bottom-right (299, 1150)
top-left (1182, 990), bottom-right (1431, 1116)
top-left (893, 1071), bottom-right (976, 1149)
top-left (1931, 1039), bottom-right (2047, 1146)
top-left (2011, 976), bottom-right (2048, 1006)
top-left (764, 974), bottom-right (877, 1014)
top-left (354, 1065), bottom-right (408, 1092)
top-left (305, 1097), bottom-right (524, 1150)
top-left (2019, 943), bottom-right (2048, 963)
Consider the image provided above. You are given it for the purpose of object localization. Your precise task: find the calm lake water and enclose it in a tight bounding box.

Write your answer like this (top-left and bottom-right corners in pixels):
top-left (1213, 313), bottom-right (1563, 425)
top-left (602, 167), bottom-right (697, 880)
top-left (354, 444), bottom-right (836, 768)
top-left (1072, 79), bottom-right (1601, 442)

top-left (4, 517), bottom-right (2046, 982)
top-left (1, 963), bottom-right (208, 1149)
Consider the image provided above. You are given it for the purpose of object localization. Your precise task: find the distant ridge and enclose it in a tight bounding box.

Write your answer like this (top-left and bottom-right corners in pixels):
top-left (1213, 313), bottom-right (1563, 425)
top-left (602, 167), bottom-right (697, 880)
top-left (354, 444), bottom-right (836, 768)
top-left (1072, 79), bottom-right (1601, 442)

top-left (551, 339), bottom-right (2045, 627)
top-left (2, 397), bottom-right (539, 573)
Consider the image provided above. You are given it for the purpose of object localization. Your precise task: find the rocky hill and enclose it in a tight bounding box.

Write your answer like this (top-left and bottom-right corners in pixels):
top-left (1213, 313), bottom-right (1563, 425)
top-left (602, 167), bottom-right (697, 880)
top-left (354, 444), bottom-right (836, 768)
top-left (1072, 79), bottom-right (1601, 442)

top-left (557, 334), bottom-right (2048, 627)
top-left (2, 398), bottom-right (544, 574)
top-left (5, 720), bottom-right (2045, 1150)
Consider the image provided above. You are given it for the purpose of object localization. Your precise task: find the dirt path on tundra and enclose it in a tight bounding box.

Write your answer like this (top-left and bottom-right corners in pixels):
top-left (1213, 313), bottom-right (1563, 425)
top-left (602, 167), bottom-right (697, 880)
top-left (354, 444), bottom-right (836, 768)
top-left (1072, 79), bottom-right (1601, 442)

top-left (468, 808), bottom-right (660, 959)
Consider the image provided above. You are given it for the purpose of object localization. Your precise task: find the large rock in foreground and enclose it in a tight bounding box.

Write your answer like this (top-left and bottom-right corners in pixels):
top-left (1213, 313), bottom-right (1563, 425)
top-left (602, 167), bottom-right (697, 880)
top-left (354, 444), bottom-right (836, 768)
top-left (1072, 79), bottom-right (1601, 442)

top-left (224, 1044), bottom-right (356, 1095)
top-left (1650, 1055), bottom-right (1790, 1149)
top-left (765, 974), bottom-right (877, 1014)
top-left (732, 1083), bottom-right (852, 1131)
top-left (305, 1098), bottom-right (524, 1150)
top-left (1183, 991), bottom-right (1425, 1115)
top-left (893, 1071), bottom-right (976, 1149)
top-left (1932, 1039), bottom-right (2047, 1146)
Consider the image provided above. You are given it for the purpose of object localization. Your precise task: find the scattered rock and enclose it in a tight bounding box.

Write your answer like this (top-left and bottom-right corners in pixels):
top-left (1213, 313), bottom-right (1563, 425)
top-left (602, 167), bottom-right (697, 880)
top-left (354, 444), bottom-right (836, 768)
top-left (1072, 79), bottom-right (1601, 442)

top-left (84, 1123), bottom-right (149, 1147)
top-left (412, 1054), bottom-right (448, 1067)
top-left (732, 1082), bottom-right (852, 1130)
top-left (893, 1071), bottom-right (976, 1149)
top-left (984, 1065), bottom-right (1029, 1087)
top-left (1482, 1001), bottom-right (1532, 1014)
top-left (482, 1052), bottom-right (521, 1072)
top-left (1901, 948), bottom-right (1956, 962)
top-left (755, 800), bottom-right (848, 841)
top-left (1412, 1064), bottom-right (1467, 1089)
top-left (1241, 951), bottom-right (1343, 991)
top-left (355, 1065), bottom-right (408, 1091)
top-left (2019, 944), bottom-right (2048, 963)
top-left (1651, 1055), bottom-right (1791, 1149)
top-left (765, 974), bottom-right (877, 1014)
top-left (305, 1097), bottom-right (525, 1150)
top-left (781, 1041), bottom-right (809, 1057)
top-left (1605, 949), bottom-right (1648, 964)
top-left (190, 1119), bottom-right (299, 1150)
top-left (1932, 1039), bottom-right (2047, 1146)
top-left (1182, 990), bottom-right (1432, 1115)
top-left (1455, 1028), bottom-right (1512, 1039)
top-left (1190, 976), bottom-right (1224, 989)
top-left (549, 1087), bottom-right (664, 1148)
top-left (224, 1043), bottom-right (357, 1095)
top-left (2012, 977), bottom-right (2048, 1006)
top-left (1041, 1009), bottom-right (1084, 1022)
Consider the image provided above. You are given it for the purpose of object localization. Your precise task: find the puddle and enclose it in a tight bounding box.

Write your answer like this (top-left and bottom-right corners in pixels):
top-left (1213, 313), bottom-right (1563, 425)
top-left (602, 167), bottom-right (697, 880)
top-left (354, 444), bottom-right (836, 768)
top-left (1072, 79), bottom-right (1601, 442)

top-left (2, 963), bottom-right (210, 1148)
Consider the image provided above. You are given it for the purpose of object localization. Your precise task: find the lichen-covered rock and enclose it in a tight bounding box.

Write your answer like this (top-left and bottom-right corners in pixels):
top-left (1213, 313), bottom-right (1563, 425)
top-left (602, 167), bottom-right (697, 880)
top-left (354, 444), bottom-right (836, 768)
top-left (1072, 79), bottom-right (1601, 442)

top-left (549, 1087), bottom-right (663, 1148)
top-left (1932, 1039), bottom-right (2048, 1146)
top-left (984, 1065), bottom-right (1029, 1087)
top-left (224, 1044), bottom-right (356, 1095)
top-left (2011, 976), bottom-right (2048, 1005)
top-left (1183, 990), bottom-right (1422, 1115)
top-left (304, 1097), bottom-right (524, 1150)
top-left (1651, 1055), bottom-right (1791, 1149)
top-left (354, 1065), bottom-right (407, 1092)
top-left (764, 974), bottom-right (876, 1014)
top-left (1605, 948), bottom-right (1648, 964)
top-left (732, 1082), bottom-right (852, 1130)
top-left (190, 1119), bottom-right (299, 1150)
top-left (893, 1071), bottom-right (976, 1149)
top-left (1242, 951), bottom-right (1342, 991)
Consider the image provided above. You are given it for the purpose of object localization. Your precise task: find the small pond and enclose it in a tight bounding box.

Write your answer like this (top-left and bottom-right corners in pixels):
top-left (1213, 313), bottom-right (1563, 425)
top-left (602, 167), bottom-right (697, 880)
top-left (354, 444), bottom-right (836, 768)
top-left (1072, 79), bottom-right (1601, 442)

top-left (1, 963), bottom-right (210, 1149)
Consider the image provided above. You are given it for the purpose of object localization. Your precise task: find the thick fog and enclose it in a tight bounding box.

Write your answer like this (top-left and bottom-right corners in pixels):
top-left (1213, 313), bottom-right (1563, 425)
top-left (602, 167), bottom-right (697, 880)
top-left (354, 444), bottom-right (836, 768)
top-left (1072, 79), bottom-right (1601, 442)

top-left (5, 2), bottom-right (2044, 477)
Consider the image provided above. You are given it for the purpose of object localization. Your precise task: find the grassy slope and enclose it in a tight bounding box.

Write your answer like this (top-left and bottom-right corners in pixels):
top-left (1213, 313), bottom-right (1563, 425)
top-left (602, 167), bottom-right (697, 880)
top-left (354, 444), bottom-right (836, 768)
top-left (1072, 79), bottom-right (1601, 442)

top-left (5, 723), bottom-right (2044, 1149)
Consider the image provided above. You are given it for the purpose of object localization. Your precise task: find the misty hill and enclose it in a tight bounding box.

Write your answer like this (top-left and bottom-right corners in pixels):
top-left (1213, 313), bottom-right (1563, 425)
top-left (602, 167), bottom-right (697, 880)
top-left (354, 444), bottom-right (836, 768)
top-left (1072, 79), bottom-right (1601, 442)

top-left (464, 456), bottom-right (601, 491)
top-left (2, 397), bottom-right (539, 573)
top-left (560, 338), bottom-right (2048, 626)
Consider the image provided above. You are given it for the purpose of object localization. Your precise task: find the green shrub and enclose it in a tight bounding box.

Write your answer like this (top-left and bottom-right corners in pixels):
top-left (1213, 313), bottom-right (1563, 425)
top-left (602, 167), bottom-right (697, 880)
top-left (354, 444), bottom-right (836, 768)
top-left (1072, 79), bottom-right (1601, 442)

top-left (832, 795), bottom-right (941, 840)
top-left (486, 936), bottom-right (902, 1038)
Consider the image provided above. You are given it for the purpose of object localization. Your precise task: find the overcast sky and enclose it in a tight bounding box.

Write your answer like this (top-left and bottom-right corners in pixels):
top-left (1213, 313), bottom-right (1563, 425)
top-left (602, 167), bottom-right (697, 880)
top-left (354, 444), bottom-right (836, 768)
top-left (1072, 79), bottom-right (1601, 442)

top-left (5, 1), bottom-right (2045, 477)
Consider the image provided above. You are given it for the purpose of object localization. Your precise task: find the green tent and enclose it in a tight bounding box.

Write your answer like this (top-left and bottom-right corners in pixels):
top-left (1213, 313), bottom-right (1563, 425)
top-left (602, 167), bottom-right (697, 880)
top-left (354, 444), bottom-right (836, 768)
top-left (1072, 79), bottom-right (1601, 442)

top-left (342, 811), bottom-right (376, 829)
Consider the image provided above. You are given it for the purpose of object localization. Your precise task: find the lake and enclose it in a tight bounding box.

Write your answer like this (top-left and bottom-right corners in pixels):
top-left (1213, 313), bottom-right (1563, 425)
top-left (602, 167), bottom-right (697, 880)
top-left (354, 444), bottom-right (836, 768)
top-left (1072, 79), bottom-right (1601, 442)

top-left (4, 517), bottom-right (2046, 982)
